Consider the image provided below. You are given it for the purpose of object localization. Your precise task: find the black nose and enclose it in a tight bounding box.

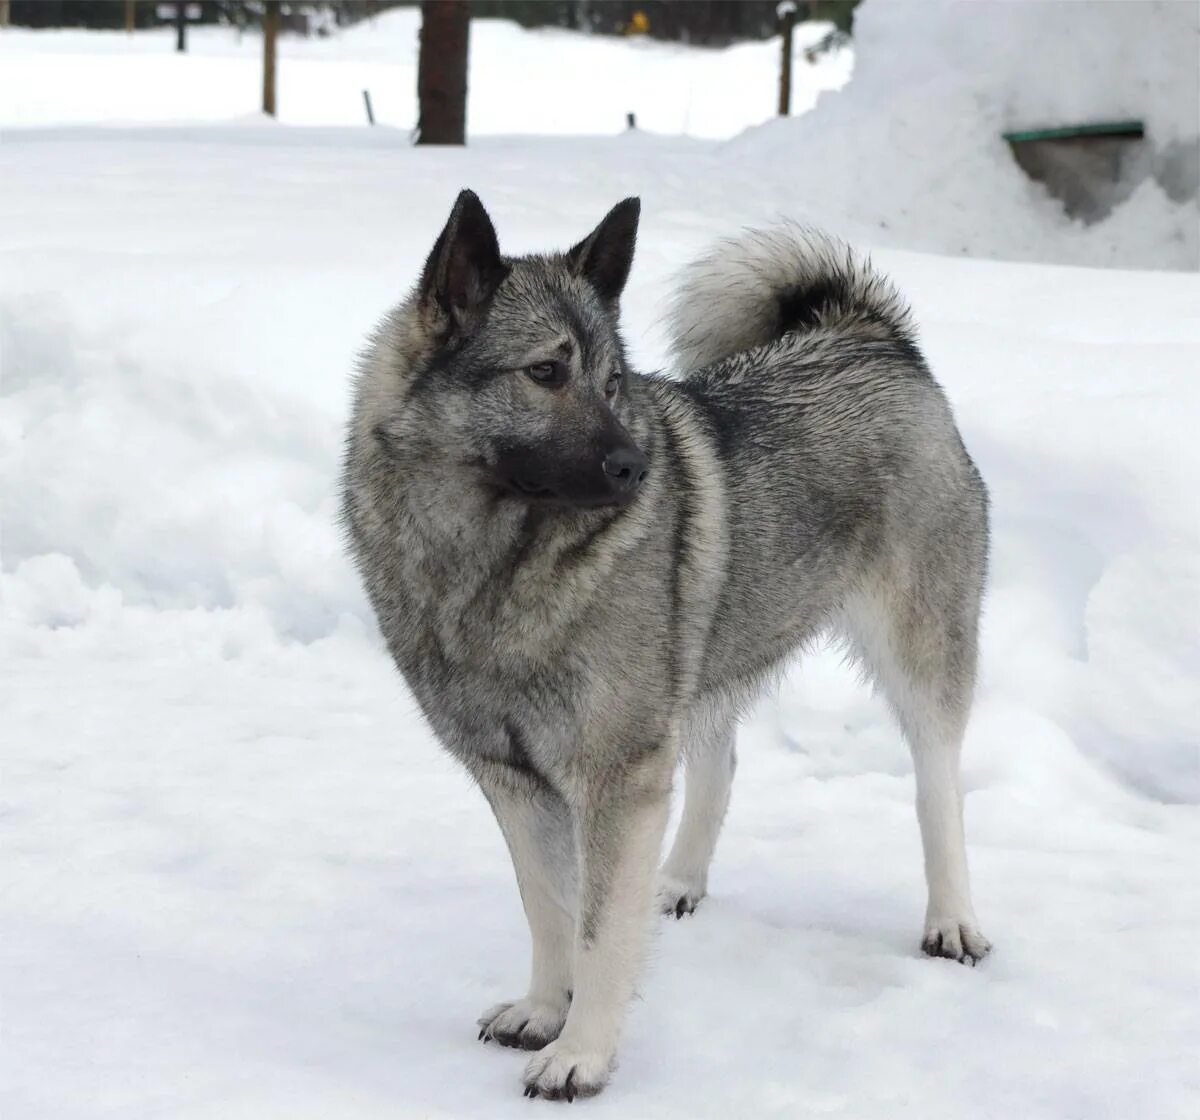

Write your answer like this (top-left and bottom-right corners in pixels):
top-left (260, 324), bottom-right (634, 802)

top-left (601, 447), bottom-right (649, 495)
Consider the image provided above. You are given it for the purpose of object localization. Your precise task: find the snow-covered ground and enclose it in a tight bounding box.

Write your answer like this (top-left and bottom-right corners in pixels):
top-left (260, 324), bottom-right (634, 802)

top-left (3, 5), bottom-right (1199, 1119)
top-left (4, 3), bottom-right (1195, 272)
top-left (0, 9), bottom-right (850, 138)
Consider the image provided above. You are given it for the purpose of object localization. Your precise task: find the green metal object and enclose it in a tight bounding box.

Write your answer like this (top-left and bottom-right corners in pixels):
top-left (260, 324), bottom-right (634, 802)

top-left (1002, 120), bottom-right (1144, 144)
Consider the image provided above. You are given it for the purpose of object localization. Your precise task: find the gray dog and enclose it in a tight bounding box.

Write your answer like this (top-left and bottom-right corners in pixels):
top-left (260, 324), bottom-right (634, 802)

top-left (342, 191), bottom-right (991, 1100)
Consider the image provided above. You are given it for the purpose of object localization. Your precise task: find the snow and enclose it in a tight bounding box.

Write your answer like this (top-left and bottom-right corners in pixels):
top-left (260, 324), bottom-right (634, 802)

top-left (731, 0), bottom-right (1200, 271)
top-left (3, 6), bottom-right (1199, 1119)
top-left (0, 9), bottom-right (850, 139)
top-left (4, 2), bottom-right (1196, 270)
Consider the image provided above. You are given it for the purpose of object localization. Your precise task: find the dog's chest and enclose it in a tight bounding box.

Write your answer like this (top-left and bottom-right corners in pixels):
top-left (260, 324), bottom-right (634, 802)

top-left (357, 499), bottom-right (588, 685)
top-left (374, 545), bottom-right (599, 766)
top-left (351, 476), bottom-right (664, 764)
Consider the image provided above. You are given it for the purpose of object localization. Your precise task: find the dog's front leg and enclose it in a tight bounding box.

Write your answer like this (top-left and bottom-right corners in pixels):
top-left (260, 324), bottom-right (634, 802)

top-left (522, 749), bottom-right (673, 1100)
top-left (477, 770), bottom-right (578, 1051)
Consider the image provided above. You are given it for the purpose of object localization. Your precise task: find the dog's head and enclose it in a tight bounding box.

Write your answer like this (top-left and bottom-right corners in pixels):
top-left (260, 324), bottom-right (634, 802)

top-left (372, 190), bottom-right (650, 510)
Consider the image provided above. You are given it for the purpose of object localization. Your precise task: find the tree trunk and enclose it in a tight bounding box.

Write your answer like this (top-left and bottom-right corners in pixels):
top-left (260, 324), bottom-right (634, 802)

top-left (124, 0), bottom-right (136, 34)
top-left (0, 1), bottom-right (9, 30)
top-left (175, 2), bottom-right (187, 52)
top-left (416, 0), bottom-right (470, 146)
top-left (263, 0), bottom-right (280, 116)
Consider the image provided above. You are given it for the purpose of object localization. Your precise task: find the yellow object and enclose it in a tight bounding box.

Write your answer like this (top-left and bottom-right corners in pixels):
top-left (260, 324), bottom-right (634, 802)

top-left (627, 11), bottom-right (649, 36)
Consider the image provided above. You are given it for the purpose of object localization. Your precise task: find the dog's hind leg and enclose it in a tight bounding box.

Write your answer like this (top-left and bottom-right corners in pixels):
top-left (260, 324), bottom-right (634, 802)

top-left (844, 577), bottom-right (992, 965)
top-left (657, 705), bottom-right (737, 917)
top-left (908, 711), bottom-right (991, 964)
top-left (476, 770), bottom-right (578, 1051)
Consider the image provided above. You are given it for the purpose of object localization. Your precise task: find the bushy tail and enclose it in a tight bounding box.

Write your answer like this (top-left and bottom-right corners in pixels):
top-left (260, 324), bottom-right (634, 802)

top-left (667, 223), bottom-right (914, 371)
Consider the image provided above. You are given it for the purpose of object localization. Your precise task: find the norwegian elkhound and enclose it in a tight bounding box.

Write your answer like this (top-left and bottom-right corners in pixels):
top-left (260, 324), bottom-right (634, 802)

top-left (341, 191), bottom-right (991, 1100)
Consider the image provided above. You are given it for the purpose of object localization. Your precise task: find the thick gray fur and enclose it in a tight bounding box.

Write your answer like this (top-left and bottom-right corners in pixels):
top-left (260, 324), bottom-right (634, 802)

top-left (342, 194), bottom-right (992, 1101)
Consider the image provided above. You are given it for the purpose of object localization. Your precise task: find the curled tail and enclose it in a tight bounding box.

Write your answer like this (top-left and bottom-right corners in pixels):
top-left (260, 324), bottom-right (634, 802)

top-left (667, 223), bottom-right (914, 371)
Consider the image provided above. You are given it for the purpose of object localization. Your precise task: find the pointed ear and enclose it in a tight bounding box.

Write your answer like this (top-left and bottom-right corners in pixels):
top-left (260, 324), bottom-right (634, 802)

top-left (418, 189), bottom-right (508, 333)
top-left (566, 197), bottom-right (640, 305)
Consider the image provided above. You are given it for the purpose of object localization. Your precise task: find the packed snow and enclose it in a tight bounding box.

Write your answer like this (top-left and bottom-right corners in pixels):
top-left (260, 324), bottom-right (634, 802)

top-left (2, 4), bottom-right (1199, 1119)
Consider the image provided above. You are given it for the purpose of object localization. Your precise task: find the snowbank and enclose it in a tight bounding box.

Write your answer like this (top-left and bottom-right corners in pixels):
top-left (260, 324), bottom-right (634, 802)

top-left (730, 0), bottom-right (1200, 270)
top-left (2, 123), bottom-right (1198, 1117)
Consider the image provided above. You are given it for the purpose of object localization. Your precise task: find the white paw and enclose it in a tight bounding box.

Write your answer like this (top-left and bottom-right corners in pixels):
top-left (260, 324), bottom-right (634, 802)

top-left (922, 916), bottom-right (992, 965)
top-left (522, 1037), bottom-right (614, 1101)
top-left (477, 998), bottom-right (568, 1051)
top-left (656, 869), bottom-right (706, 918)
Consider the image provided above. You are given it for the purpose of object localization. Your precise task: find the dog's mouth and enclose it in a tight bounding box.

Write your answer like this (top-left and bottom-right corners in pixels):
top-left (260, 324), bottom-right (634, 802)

top-left (509, 477), bottom-right (558, 500)
top-left (499, 474), bottom-right (634, 510)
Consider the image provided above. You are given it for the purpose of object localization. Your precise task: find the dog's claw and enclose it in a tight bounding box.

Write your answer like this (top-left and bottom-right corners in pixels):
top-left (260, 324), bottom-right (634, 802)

top-left (922, 921), bottom-right (992, 965)
top-left (658, 873), bottom-right (703, 919)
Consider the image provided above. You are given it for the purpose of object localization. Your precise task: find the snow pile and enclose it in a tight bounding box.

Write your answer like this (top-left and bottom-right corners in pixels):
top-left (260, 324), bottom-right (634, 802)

top-left (731, 0), bottom-right (1199, 270)
top-left (2, 123), bottom-right (1199, 1117)
top-left (0, 9), bottom-right (850, 138)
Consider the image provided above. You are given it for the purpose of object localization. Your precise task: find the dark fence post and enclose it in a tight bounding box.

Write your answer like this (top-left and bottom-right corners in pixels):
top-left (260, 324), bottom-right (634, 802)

top-left (263, 0), bottom-right (280, 116)
top-left (175, 1), bottom-right (186, 52)
top-left (778, 1), bottom-right (797, 117)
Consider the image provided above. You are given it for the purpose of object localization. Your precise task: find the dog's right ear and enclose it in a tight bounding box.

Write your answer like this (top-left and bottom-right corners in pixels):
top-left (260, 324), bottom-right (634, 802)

top-left (418, 190), bottom-right (508, 336)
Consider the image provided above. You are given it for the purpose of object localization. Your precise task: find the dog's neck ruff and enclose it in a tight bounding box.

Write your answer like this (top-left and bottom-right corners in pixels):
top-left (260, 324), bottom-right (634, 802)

top-left (376, 452), bottom-right (660, 667)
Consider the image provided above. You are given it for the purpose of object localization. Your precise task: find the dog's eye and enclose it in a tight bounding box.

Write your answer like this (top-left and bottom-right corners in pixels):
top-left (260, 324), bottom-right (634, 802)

top-left (525, 361), bottom-right (566, 387)
top-left (605, 371), bottom-right (622, 399)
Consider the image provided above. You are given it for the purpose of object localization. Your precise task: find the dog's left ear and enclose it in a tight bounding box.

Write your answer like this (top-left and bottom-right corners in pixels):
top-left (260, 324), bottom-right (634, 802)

top-left (567, 197), bottom-right (640, 306)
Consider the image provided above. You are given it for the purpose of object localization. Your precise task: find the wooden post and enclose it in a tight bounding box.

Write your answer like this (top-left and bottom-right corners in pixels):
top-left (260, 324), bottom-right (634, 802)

top-left (0, 1), bottom-right (11, 29)
top-left (263, 0), bottom-right (280, 117)
top-left (416, 0), bottom-right (470, 145)
top-left (124, 0), bottom-right (136, 33)
top-left (175, 2), bottom-right (187, 52)
top-left (778, 1), bottom-right (797, 117)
